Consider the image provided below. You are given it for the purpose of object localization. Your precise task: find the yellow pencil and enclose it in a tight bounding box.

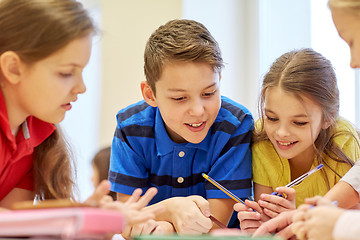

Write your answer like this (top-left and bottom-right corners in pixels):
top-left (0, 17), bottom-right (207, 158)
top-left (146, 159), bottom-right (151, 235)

top-left (202, 173), bottom-right (246, 205)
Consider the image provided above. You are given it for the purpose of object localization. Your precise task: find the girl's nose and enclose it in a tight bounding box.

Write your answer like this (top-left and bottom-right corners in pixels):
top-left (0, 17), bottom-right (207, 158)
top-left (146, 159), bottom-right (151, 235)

top-left (276, 124), bottom-right (290, 138)
top-left (74, 76), bottom-right (87, 94)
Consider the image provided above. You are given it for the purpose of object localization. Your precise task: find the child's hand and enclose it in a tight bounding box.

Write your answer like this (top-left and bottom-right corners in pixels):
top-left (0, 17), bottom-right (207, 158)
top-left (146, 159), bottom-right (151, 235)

top-left (84, 179), bottom-right (112, 206)
top-left (164, 195), bottom-right (213, 235)
top-left (258, 187), bottom-right (296, 218)
top-left (121, 220), bottom-right (175, 239)
top-left (234, 199), bottom-right (269, 234)
top-left (292, 204), bottom-right (344, 240)
top-left (100, 187), bottom-right (163, 226)
top-left (253, 210), bottom-right (296, 239)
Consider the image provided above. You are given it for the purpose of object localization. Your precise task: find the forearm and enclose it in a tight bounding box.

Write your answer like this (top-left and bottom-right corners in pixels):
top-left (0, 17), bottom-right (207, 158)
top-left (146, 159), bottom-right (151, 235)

top-left (325, 181), bottom-right (359, 208)
top-left (208, 198), bottom-right (235, 229)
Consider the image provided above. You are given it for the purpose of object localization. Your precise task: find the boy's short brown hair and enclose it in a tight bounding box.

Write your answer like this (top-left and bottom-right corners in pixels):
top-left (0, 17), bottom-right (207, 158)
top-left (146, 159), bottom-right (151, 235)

top-left (144, 19), bottom-right (224, 95)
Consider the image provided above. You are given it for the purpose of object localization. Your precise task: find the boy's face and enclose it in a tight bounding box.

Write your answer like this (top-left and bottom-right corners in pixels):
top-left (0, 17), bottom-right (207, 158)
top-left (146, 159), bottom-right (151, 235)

top-left (144, 62), bottom-right (221, 144)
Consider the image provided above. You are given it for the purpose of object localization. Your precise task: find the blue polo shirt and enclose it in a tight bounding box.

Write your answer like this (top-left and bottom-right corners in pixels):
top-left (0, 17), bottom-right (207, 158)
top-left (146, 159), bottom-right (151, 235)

top-left (109, 96), bottom-right (253, 205)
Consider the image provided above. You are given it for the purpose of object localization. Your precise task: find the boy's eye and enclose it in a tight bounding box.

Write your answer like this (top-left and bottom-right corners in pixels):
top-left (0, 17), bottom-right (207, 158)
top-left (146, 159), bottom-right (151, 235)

top-left (203, 90), bottom-right (216, 97)
top-left (294, 121), bottom-right (308, 126)
top-left (172, 97), bottom-right (185, 101)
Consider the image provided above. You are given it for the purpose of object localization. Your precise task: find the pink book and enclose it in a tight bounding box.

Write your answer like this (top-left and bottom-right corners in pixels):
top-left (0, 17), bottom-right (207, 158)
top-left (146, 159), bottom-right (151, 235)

top-left (0, 207), bottom-right (124, 239)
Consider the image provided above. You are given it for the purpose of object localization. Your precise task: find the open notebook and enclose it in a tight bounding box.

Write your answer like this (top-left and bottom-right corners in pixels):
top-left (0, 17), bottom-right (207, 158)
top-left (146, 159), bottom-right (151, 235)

top-left (0, 207), bottom-right (124, 239)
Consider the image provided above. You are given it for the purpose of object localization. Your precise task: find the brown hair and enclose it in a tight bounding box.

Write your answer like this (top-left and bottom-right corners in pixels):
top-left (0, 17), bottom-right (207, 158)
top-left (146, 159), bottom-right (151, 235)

top-left (0, 0), bottom-right (95, 200)
top-left (255, 48), bottom-right (357, 186)
top-left (92, 147), bottom-right (116, 200)
top-left (144, 19), bottom-right (224, 95)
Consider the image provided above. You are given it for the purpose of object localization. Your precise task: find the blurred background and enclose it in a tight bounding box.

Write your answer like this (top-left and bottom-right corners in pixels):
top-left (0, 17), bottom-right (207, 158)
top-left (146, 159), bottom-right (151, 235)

top-left (61, 0), bottom-right (358, 200)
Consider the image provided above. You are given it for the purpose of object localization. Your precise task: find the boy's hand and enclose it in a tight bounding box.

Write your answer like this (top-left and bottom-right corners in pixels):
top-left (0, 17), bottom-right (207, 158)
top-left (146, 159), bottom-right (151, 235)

top-left (234, 199), bottom-right (269, 233)
top-left (165, 195), bottom-right (213, 235)
top-left (258, 187), bottom-right (296, 218)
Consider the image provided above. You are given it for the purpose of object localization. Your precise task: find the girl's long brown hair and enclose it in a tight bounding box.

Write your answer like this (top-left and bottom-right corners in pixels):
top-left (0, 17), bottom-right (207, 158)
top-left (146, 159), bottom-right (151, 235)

top-left (255, 48), bottom-right (358, 187)
top-left (0, 0), bottom-right (96, 200)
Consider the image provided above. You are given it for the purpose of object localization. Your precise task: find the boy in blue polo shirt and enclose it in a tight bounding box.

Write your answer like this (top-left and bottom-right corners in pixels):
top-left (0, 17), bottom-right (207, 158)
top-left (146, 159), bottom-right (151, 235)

top-left (109, 19), bottom-right (254, 236)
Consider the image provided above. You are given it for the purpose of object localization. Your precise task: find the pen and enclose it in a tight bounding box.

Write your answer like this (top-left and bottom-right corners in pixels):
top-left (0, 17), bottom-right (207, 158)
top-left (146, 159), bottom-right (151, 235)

top-left (271, 163), bottom-right (324, 196)
top-left (202, 173), bottom-right (257, 213)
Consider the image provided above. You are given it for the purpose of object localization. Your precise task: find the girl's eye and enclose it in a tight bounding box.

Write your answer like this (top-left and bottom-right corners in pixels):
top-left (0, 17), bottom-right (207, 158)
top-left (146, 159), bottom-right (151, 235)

top-left (266, 116), bottom-right (278, 122)
top-left (294, 121), bottom-right (308, 126)
top-left (59, 72), bottom-right (73, 78)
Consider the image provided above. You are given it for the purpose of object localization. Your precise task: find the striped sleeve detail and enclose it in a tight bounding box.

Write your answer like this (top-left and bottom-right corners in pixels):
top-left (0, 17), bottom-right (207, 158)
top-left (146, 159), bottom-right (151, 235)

top-left (219, 130), bottom-right (252, 157)
top-left (221, 100), bottom-right (247, 123)
top-left (117, 101), bottom-right (149, 121)
top-left (115, 125), bottom-right (155, 141)
top-left (205, 178), bottom-right (252, 191)
top-left (211, 120), bottom-right (236, 135)
top-left (109, 170), bottom-right (149, 188)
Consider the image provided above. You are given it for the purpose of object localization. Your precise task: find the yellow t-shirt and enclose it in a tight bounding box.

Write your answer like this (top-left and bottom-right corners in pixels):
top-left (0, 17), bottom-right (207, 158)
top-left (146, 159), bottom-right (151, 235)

top-left (252, 117), bottom-right (360, 207)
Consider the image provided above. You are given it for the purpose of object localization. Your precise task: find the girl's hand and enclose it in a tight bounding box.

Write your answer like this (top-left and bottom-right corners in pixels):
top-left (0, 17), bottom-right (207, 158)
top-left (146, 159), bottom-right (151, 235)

top-left (234, 200), bottom-right (270, 234)
top-left (258, 187), bottom-right (296, 218)
top-left (164, 195), bottom-right (213, 235)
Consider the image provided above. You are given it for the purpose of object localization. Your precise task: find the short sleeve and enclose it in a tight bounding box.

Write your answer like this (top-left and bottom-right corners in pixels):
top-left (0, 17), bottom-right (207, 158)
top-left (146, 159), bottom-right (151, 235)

top-left (15, 170), bottom-right (34, 191)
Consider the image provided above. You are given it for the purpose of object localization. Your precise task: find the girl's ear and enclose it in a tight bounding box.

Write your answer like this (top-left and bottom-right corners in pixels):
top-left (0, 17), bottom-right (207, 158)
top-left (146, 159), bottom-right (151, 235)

top-left (0, 51), bottom-right (22, 84)
top-left (322, 117), bottom-right (334, 130)
top-left (141, 81), bottom-right (157, 107)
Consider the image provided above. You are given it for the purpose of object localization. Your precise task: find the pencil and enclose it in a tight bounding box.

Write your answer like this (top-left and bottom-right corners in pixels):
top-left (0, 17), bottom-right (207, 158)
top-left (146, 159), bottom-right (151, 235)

top-left (202, 173), bottom-right (246, 205)
top-left (209, 215), bottom-right (228, 229)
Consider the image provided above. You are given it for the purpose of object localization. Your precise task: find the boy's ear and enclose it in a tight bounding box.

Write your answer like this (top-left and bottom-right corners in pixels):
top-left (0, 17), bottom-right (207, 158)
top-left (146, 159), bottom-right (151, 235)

top-left (0, 51), bottom-right (23, 84)
top-left (141, 81), bottom-right (157, 107)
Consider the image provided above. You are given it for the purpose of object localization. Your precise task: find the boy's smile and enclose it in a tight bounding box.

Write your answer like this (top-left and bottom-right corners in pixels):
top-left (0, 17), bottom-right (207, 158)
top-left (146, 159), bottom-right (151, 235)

top-left (143, 61), bottom-right (221, 144)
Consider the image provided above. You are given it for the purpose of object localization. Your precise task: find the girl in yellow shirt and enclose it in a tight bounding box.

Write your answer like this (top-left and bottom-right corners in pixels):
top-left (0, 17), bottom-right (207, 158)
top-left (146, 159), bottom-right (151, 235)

top-left (235, 48), bottom-right (360, 234)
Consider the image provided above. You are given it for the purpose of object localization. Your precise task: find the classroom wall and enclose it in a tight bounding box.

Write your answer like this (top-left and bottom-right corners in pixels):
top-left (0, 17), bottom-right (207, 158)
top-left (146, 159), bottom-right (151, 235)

top-left (99, 0), bottom-right (183, 148)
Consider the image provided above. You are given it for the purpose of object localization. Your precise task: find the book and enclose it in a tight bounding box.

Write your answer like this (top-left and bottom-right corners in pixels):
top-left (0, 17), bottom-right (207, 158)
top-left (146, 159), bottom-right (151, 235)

top-left (0, 207), bottom-right (124, 239)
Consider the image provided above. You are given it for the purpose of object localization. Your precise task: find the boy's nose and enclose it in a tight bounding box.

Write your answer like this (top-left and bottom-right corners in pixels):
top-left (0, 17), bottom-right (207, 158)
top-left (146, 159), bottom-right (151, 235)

top-left (189, 99), bottom-right (205, 116)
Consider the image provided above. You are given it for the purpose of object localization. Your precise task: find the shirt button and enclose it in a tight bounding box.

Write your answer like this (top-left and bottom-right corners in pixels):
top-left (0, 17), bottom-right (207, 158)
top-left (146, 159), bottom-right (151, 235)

top-left (177, 177), bottom-right (184, 183)
top-left (179, 151), bottom-right (185, 157)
